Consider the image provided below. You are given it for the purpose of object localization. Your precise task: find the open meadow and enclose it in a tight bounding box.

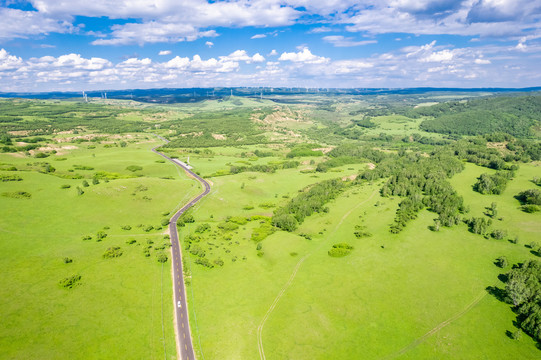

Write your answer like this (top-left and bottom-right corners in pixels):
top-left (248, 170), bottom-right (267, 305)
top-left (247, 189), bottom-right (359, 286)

top-left (1, 93), bottom-right (540, 359)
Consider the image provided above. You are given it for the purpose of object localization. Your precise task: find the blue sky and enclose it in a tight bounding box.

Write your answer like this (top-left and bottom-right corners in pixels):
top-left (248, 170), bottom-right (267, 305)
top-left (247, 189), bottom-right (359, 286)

top-left (0, 0), bottom-right (540, 92)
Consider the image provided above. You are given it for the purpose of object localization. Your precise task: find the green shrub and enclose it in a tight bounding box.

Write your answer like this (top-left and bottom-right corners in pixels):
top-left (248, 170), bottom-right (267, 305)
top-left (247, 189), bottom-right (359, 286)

top-left (103, 247), bottom-right (123, 258)
top-left (195, 257), bottom-right (214, 268)
top-left (228, 216), bottom-right (249, 225)
top-left (126, 165), bottom-right (143, 172)
top-left (59, 274), bottom-right (81, 289)
top-left (218, 222), bottom-right (239, 231)
top-left (251, 223), bottom-right (275, 242)
top-left (60, 184), bottom-right (71, 189)
top-left (157, 253), bottom-right (168, 263)
top-left (195, 223), bottom-right (211, 233)
top-left (328, 243), bottom-right (354, 257)
top-left (2, 191), bottom-right (31, 199)
top-left (496, 256), bottom-right (508, 268)
top-left (491, 229), bottom-right (507, 240)
top-left (521, 204), bottom-right (540, 213)
top-left (0, 174), bottom-right (22, 182)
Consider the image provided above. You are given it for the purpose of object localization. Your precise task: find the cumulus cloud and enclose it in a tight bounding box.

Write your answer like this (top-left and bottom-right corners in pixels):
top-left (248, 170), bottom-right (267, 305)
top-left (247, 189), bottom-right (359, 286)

top-left (0, 7), bottom-right (74, 40)
top-left (27, 0), bottom-right (300, 45)
top-left (343, 1), bottom-right (541, 37)
top-left (220, 50), bottom-right (265, 63)
top-left (159, 50), bottom-right (172, 56)
top-left (279, 48), bottom-right (329, 64)
top-left (0, 48), bottom-right (274, 91)
top-left (92, 22), bottom-right (218, 45)
top-left (1, 0), bottom-right (540, 45)
top-left (0, 48), bottom-right (23, 70)
top-left (205, 41), bottom-right (214, 47)
top-left (467, 0), bottom-right (541, 23)
top-left (322, 35), bottom-right (377, 47)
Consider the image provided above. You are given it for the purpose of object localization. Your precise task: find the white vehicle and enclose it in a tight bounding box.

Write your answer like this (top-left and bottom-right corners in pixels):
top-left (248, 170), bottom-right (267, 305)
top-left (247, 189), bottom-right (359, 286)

top-left (177, 301), bottom-right (181, 308)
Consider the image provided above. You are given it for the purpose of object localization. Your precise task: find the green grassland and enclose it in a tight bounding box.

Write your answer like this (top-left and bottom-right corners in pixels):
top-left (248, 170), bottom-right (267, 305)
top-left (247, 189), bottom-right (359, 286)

top-left (182, 160), bottom-right (540, 359)
top-left (1, 94), bottom-right (540, 359)
top-left (0, 131), bottom-right (200, 359)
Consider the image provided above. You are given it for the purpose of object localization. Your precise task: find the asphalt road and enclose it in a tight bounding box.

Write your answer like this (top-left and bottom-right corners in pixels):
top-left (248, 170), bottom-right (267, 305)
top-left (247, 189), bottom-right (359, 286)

top-left (152, 135), bottom-right (211, 360)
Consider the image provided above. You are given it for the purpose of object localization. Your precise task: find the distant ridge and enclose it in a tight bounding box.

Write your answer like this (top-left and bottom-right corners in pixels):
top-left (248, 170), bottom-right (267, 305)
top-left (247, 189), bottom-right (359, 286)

top-left (1, 86), bottom-right (540, 104)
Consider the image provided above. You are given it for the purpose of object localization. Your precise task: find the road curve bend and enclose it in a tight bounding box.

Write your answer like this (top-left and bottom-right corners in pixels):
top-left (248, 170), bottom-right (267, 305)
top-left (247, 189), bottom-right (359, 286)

top-left (152, 135), bottom-right (211, 360)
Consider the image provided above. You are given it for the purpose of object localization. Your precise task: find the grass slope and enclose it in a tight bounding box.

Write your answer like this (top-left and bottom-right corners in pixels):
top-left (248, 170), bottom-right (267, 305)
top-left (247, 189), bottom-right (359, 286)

top-left (0, 137), bottom-right (200, 359)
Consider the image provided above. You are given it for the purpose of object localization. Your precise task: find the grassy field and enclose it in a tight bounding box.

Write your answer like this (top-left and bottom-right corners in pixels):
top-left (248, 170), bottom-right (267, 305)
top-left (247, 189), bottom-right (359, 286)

top-left (0, 133), bottom-right (200, 359)
top-left (183, 159), bottom-right (540, 359)
top-left (1, 95), bottom-right (540, 359)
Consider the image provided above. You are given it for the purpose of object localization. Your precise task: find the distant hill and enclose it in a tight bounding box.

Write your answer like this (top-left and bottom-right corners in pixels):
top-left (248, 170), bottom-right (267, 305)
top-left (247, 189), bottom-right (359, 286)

top-left (1, 87), bottom-right (541, 103)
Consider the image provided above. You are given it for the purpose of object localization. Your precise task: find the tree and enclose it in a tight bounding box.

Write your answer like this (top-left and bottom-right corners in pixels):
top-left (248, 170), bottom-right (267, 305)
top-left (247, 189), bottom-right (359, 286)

top-left (488, 202), bottom-right (498, 218)
top-left (157, 253), bottom-right (168, 263)
top-left (496, 256), bottom-right (508, 268)
top-left (272, 214), bottom-right (298, 232)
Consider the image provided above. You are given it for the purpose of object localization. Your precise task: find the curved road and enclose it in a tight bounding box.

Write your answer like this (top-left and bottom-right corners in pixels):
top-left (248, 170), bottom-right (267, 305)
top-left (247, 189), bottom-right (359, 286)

top-left (152, 135), bottom-right (211, 360)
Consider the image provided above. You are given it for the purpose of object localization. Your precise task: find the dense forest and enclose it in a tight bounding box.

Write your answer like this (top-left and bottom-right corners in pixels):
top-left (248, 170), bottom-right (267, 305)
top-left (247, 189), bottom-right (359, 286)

top-left (505, 260), bottom-right (541, 343)
top-left (417, 95), bottom-right (541, 137)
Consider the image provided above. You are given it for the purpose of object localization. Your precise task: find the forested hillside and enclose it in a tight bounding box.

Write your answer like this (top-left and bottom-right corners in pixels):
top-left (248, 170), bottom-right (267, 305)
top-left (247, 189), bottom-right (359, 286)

top-left (417, 95), bottom-right (541, 137)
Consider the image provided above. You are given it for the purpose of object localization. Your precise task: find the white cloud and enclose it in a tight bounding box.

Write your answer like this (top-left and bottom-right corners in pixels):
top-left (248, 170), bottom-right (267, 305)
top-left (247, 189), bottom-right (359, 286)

top-left (159, 50), bottom-right (172, 56)
top-left (420, 49), bottom-right (455, 62)
top-left (220, 50), bottom-right (265, 63)
top-left (251, 34), bottom-right (266, 39)
top-left (474, 58), bottom-right (491, 64)
top-left (1, 0), bottom-right (540, 45)
top-left (0, 49), bottom-right (23, 71)
top-left (279, 48), bottom-right (329, 64)
top-left (308, 26), bottom-right (334, 33)
top-left (329, 60), bottom-right (373, 74)
top-left (269, 49), bottom-right (278, 56)
top-left (0, 7), bottom-right (74, 40)
top-left (92, 22), bottom-right (218, 45)
top-left (322, 35), bottom-right (377, 47)
top-left (343, 1), bottom-right (541, 38)
top-left (205, 41), bottom-right (214, 47)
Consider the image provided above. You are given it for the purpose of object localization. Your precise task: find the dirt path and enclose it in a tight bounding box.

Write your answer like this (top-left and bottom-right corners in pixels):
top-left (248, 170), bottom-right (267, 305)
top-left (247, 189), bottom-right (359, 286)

top-left (257, 188), bottom-right (379, 360)
top-left (381, 291), bottom-right (488, 360)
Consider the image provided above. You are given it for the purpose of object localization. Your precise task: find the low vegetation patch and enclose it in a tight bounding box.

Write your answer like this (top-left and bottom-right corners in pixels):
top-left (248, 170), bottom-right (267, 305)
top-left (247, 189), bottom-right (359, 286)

top-left (103, 246), bottom-right (123, 259)
top-left (0, 174), bottom-right (22, 182)
top-left (2, 191), bottom-right (31, 199)
top-left (59, 274), bottom-right (82, 289)
top-left (328, 243), bottom-right (354, 257)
